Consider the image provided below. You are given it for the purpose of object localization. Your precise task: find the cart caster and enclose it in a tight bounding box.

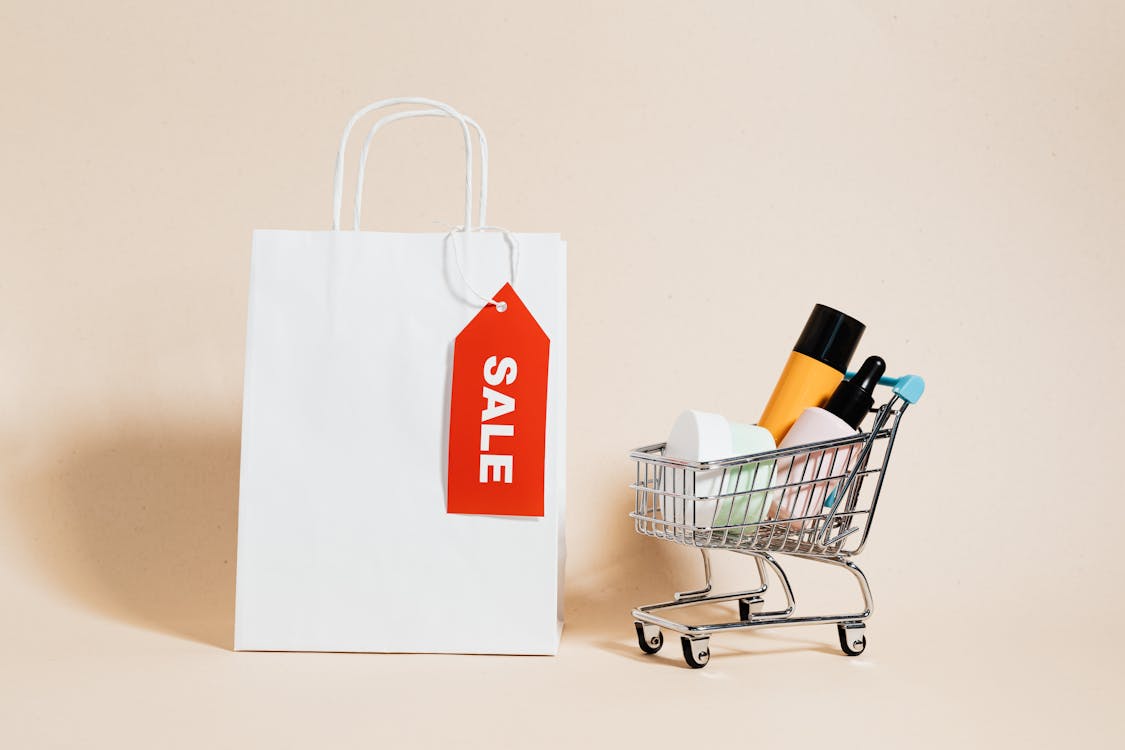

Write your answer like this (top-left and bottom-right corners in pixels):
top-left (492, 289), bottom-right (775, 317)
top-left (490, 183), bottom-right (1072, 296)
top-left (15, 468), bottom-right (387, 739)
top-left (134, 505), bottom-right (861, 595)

top-left (634, 622), bottom-right (663, 654)
top-left (837, 622), bottom-right (866, 656)
top-left (738, 596), bottom-right (765, 621)
top-left (680, 636), bottom-right (711, 669)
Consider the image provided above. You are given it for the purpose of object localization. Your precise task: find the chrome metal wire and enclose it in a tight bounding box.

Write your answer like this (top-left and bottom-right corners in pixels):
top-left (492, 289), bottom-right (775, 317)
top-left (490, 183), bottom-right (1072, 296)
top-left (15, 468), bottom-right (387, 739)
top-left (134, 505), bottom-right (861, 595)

top-left (628, 396), bottom-right (912, 663)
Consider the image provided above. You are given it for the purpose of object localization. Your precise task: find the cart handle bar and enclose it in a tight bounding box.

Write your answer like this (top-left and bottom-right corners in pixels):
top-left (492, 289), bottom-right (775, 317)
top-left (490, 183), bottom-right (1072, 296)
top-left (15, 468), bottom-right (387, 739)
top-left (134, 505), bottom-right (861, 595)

top-left (845, 372), bottom-right (925, 405)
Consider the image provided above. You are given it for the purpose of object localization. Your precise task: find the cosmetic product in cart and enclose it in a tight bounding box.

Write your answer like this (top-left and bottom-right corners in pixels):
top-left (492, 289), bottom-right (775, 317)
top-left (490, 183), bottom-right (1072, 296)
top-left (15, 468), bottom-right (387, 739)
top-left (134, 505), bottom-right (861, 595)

top-left (757, 304), bottom-right (865, 444)
top-left (713, 423), bottom-right (775, 528)
top-left (662, 410), bottom-right (730, 528)
top-left (769, 355), bottom-right (886, 530)
top-left (662, 411), bottom-right (776, 528)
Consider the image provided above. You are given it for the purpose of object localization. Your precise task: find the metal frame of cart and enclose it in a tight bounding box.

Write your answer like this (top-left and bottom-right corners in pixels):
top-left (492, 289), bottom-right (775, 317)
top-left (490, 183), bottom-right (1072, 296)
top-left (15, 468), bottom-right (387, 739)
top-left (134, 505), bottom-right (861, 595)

top-left (628, 373), bottom-right (924, 668)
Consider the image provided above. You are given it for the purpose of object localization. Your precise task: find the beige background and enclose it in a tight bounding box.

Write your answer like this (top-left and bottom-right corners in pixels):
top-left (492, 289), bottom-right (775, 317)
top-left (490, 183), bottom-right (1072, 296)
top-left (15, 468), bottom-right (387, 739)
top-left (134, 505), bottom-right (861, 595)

top-left (2, 1), bottom-right (1122, 747)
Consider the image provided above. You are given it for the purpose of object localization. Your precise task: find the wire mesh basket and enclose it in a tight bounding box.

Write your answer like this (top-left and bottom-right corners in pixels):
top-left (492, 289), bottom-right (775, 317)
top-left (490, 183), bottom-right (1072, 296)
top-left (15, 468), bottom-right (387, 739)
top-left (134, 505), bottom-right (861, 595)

top-left (631, 404), bottom-right (900, 557)
top-left (627, 373), bottom-right (924, 668)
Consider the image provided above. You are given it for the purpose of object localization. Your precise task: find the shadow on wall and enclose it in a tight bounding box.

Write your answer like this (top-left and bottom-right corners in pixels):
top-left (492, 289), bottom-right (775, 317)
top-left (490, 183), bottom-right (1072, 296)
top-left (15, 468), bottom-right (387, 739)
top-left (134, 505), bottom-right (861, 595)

top-left (13, 423), bottom-right (240, 649)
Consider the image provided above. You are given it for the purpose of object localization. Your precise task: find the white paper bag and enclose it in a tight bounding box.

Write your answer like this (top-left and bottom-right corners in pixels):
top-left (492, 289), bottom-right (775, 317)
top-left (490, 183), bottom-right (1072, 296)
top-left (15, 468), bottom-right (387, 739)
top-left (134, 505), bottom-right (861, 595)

top-left (234, 99), bottom-right (566, 654)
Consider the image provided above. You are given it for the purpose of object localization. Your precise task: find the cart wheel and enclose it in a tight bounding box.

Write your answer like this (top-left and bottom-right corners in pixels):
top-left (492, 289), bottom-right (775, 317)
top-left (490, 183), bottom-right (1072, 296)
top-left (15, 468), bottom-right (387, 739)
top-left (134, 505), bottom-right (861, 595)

top-left (837, 623), bottom-right (866, 656)
top-left (634, 621), bottom-right (663, 654)
top-left (738, 596), bottom-right (765, 622)
top-left (680, 637), bottom-right (711, 669)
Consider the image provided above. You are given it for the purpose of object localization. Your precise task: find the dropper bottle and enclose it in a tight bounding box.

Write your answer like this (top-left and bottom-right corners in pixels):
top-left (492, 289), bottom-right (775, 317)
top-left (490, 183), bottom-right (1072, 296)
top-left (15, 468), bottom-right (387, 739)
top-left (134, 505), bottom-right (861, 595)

top-left (780, 355), bottom-right (886, 447)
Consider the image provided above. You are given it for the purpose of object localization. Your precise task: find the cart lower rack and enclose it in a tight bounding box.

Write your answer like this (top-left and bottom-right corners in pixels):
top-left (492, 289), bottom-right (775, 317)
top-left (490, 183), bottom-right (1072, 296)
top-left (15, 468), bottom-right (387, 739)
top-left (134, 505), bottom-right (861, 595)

top-left (628, 373), bottom-right (924, 668)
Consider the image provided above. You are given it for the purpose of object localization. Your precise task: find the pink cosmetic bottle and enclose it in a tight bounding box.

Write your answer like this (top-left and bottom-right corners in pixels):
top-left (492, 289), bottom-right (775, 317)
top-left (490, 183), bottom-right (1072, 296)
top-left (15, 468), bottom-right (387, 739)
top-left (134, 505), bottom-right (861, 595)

top-left (769, 356), bottom-right (885, 531)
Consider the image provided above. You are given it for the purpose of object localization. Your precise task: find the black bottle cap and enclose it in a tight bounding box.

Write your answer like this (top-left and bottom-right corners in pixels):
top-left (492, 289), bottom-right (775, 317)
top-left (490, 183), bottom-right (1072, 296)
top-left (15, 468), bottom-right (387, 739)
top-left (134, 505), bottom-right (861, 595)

top-left (793, 304), bottom-right (865, 373)
top-left (824, 356), bottom-right (886, 429)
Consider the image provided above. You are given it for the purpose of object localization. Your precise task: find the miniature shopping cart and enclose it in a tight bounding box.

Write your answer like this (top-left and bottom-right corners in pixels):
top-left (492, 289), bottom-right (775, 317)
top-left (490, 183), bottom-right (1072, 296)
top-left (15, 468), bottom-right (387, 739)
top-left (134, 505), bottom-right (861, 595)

top-left (628, 373), bottom-right (924, 668)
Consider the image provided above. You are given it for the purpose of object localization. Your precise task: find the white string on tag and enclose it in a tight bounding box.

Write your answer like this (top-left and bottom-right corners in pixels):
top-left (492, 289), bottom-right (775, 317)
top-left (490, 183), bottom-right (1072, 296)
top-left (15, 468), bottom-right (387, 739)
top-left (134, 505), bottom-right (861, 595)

top-left (444, 226), bottom-right (521, 312)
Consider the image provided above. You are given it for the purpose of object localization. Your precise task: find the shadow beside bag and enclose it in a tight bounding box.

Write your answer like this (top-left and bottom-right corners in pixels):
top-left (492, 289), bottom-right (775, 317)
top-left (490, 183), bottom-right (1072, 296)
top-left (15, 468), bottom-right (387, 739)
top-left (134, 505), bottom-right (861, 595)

top-left (234, 98), bottom-right (567, 654)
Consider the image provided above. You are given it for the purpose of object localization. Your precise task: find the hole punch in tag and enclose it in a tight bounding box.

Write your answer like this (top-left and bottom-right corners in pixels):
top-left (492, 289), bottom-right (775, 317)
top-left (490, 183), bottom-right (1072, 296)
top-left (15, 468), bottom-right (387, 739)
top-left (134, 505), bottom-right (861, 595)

top-left (447, 283), bottom-right (550, 517)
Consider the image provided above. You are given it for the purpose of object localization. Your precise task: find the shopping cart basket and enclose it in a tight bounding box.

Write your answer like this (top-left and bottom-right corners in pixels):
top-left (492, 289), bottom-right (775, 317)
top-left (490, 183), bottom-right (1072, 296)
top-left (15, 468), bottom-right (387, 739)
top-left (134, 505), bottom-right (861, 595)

top-left (628, 373), bottom-right (924, 668)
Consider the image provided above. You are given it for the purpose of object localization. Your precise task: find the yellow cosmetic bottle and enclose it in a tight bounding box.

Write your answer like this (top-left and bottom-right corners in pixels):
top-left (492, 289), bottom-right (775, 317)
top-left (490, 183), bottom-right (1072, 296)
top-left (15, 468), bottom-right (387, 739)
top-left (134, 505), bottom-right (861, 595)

top-left (758, 305), bottom-right (865, 444)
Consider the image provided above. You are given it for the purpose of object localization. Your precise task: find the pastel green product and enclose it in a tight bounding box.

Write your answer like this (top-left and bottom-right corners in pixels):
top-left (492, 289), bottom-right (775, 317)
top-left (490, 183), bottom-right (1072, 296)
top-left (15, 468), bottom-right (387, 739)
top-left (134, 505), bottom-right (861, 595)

top-left (712, 423), bottom-right (776, 528)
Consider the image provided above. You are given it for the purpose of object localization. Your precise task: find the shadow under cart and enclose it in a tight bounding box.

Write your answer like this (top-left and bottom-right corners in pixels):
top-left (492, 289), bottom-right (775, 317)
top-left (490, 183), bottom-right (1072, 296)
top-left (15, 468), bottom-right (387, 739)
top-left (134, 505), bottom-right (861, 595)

top-left (633, 547), bottom-right (871, 668)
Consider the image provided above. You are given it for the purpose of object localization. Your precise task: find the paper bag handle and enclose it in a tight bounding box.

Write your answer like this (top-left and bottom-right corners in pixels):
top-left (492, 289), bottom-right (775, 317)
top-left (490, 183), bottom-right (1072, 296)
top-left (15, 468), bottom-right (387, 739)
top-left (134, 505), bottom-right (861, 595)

top-left (353, 109), bottom-right (488, 231)
top-left (331, 98), bottom-right (474, 231)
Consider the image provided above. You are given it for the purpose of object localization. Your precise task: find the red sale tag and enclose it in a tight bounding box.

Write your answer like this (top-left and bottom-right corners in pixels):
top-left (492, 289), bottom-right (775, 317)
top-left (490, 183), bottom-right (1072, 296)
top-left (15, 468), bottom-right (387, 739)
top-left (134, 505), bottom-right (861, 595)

top-left (447, 283), bottom-right (550, 516)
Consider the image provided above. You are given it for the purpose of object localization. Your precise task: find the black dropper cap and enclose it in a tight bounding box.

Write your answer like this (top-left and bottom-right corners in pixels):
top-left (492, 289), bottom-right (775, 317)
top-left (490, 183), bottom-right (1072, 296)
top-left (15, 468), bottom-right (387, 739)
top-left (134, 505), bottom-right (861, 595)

top-left (793, 304), bottom-right (865, 374)
top-left (824, 355), bottom-right (886, 429)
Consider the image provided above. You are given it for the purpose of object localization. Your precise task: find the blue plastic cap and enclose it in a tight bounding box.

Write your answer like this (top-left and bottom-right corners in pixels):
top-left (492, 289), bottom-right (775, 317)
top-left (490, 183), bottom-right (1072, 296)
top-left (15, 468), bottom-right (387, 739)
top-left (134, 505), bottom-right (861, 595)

top-left (892, 374), bottom-right (925, 404)
top-left (844, 371), bottom-right (926, 405)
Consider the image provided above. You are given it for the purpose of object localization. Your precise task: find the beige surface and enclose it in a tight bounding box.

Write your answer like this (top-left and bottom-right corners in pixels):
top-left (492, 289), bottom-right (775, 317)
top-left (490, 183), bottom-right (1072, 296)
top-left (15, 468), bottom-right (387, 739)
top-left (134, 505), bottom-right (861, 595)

top-left (2, 1), bottom-right (1123, 746)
